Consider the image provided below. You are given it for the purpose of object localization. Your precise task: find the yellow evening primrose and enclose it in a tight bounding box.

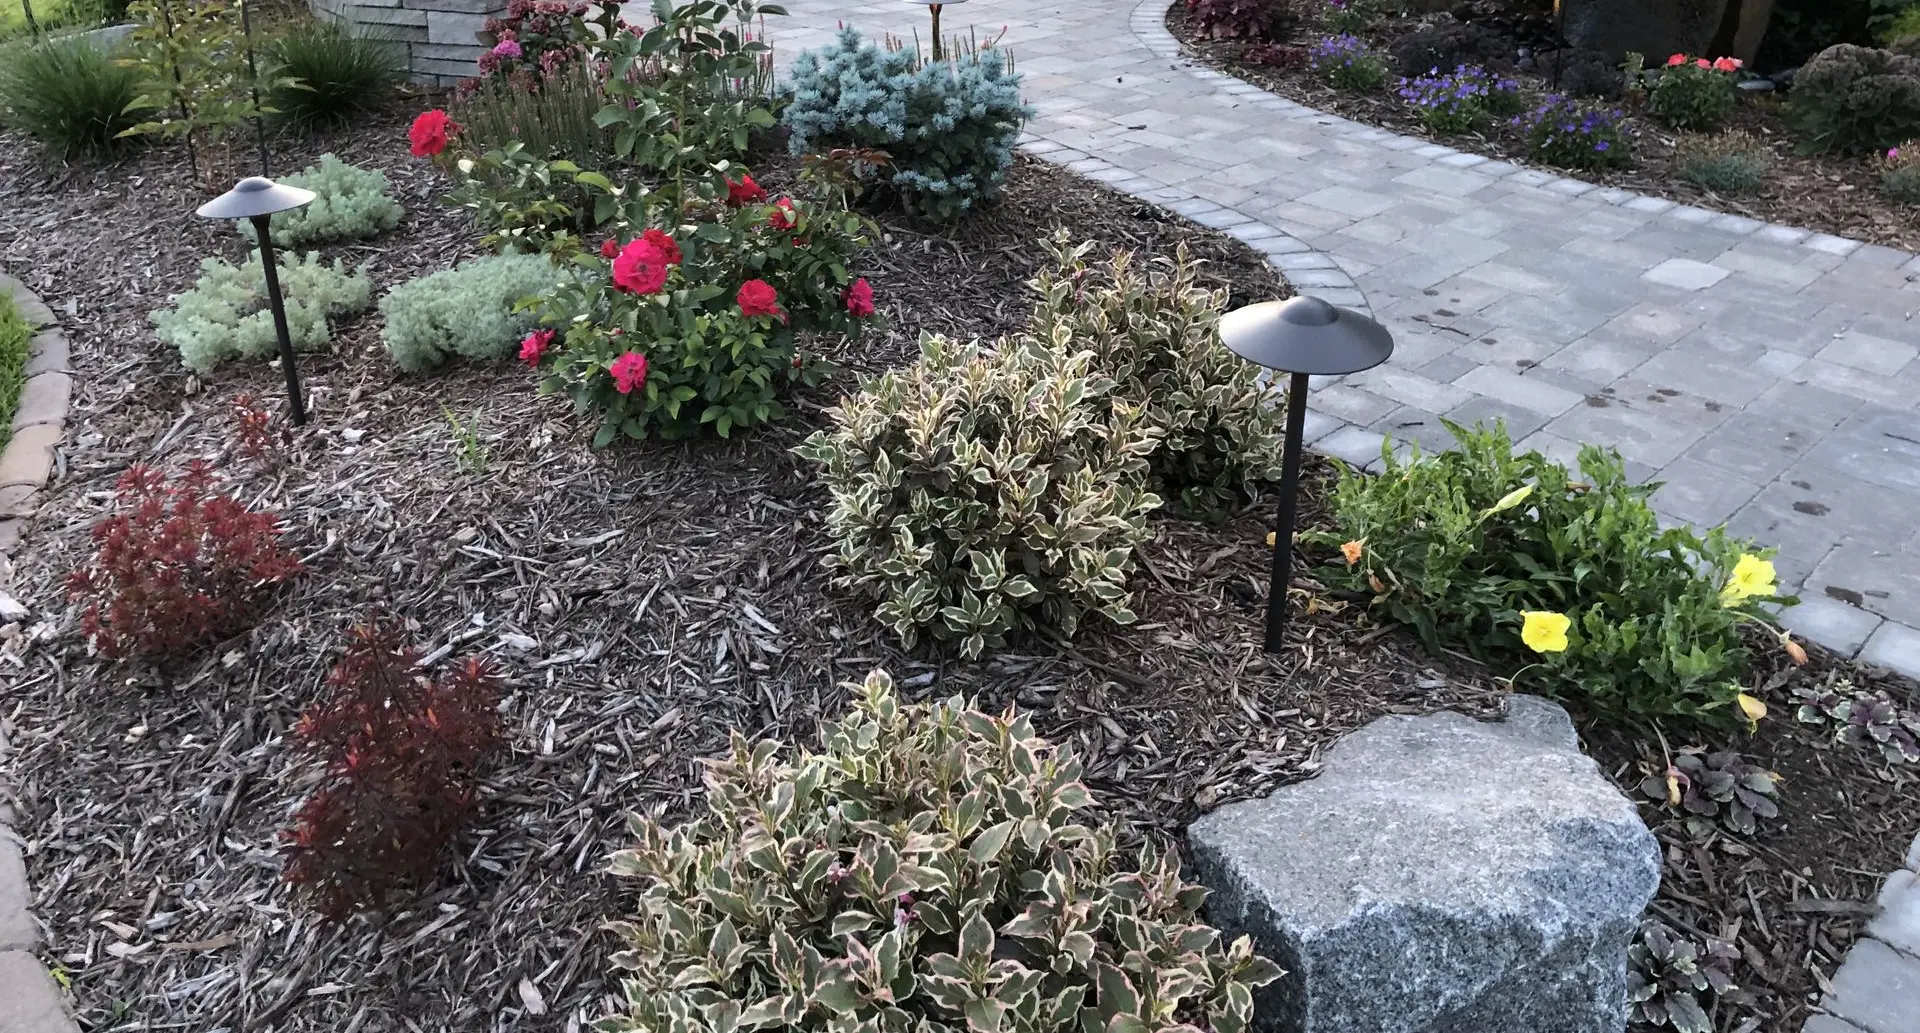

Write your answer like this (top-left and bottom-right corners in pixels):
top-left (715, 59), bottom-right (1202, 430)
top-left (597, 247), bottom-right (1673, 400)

top-left (1720, 554), bottom-right (1778, 606)
top-left (1520, 611), bottom-right (1571, 653)
top-left (1737, 693), bottom-right (1768, 728)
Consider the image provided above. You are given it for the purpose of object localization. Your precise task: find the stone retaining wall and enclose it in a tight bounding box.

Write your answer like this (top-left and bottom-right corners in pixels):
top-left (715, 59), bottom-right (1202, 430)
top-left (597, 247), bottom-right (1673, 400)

top-left (308, 0), bottom-right (503, 85)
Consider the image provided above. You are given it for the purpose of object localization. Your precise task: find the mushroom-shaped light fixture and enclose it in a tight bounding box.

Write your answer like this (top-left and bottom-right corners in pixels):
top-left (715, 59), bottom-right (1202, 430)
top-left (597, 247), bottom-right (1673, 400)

top-left (197, 177), bottom-right (319, 426)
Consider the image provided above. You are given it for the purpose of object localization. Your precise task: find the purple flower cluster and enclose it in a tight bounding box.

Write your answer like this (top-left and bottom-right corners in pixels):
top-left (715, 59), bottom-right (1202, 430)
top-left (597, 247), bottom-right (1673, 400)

top-left (1395, 64), bottom-right (1518, 133)
top-left (1308, 33), bottom-right (1387, 90)
top-left (1512, 94), bottom-right (1631, 170)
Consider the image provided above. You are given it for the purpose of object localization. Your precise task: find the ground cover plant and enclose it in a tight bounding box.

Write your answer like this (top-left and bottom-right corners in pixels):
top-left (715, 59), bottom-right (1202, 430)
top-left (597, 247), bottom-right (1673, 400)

top-left (154, 249), bottom-right (372, 374)
top-left (241, 153), bottom-right (404, 247)
top-left (0, 32), bottom-right (142, 158)
top-left (381, 252), bottom-right (560, 372)
top-left (1167, 2), bottom-right (1920, 250)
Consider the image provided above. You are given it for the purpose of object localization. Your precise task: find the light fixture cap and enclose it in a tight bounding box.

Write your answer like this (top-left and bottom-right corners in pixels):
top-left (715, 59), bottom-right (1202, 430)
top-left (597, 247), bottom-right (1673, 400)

top-left (1219, 295), bottom-right (1395, 376)
top-left (904, 0), bottom-right (968, 6)
top-left (195, 177), bottom-right (318, 220)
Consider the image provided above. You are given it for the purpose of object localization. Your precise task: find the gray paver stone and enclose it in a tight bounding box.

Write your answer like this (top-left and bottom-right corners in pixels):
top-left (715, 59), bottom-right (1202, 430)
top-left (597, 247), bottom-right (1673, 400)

top-left (0, 838), bottom-right (35, 951)
top-left (1188, 696), bottom-right (1658, 1033)
top-left (1858, 621), bottom-right (1920, 683)
top-left (0, 951), bottom-right (77, 1033)
top-left (1869, 869), bottom-right (1920, 957)
top-left (1908, 832), bottom-right (1920, 872)
top-left (1780, 595), bottom-right (1885, 659)
top-left (1643, 258), bottom-right (1731, 291)
top-left (1805, 1017), bottom-right (1872, 1033)
top-left (1822, 938), bottom-right (1920, 1033)
top-left (1313, 425), bottom-right (1389, 469)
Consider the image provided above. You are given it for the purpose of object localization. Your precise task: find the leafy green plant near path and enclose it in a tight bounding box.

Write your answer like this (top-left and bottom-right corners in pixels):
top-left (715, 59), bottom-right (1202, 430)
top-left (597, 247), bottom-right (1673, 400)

top-left (1675, 131), bottom-right (1773, 193)
top-left (380, 253), bottom-right (560, 373)
top-left (598, 668), bottom-right (1286, 1033)
top-left (154, 251), bottom-right (371, 374)
top-left (1302, 421), bottom-right (1794, 721)
top-left (0, 294), bottom-right (32, 450)
top-left (0, 34), bottom-right (143, 158)
top-left (1884, 141), bottom-right (1920, 202)
top-left (1646, 54), bottom-right (1742, 132)
top-left (235, 154), bottom-right (403, 247)
top-left (267, 19), bottom-right (402, 126)
top-left (120, 0), bottom-right (289, 184)
top-left (1787, 43), bottom-right (1920, 154)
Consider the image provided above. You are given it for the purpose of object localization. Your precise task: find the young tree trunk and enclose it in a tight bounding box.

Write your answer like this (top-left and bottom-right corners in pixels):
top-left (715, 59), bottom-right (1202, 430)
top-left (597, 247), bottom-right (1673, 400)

top-left (21, 0), bottom-right (41, 37)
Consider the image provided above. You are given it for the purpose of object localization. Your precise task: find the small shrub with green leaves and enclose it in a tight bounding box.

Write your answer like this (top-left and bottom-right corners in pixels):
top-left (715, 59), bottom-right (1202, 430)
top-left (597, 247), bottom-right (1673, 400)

top-left (0, 293), bottom-right (31, 451)
top-left (798, 335), bottom-right (1163, 658)
top-left (1302, 421), bottom-right (1792, 720)
top-left (1626, 921), bottom-right (1738, 1033)
top-left (783, 27), bottom-right (1032, 222)
top-left (236, 154), bottom-right (403, 247)
top-left (1308, 33), bottom-right (1389, 91)
top-left (380, 253), bottom-right (561, 373)
top-left (1025, 236), bottom-right (1285, 518)
top-left (267, 20), bottom-right (401, 126)
top-left (1648, 54), bottom-right (1743, 131)
top-left (1794, 678), bottom-right (1920, 762)
top-left (1883, 140), bottom-right (1920, 202)
top-left (1675, 130), bottom-right (1772, 193)
top-left (1512, 94), bottom-right (1631, 169)
top-left (0, 34), bottom-right (142, 158)
top-left (154, 251), bottom-right (371, 374)
top-left (599, 669), bottom-right (1286, 1033)
top-left (451, 63), bottom-right (612, 164)
top-left (1638, 749), bottom-right (1780, 837)
top-left (1787, 43), bottom-right (1920, 154)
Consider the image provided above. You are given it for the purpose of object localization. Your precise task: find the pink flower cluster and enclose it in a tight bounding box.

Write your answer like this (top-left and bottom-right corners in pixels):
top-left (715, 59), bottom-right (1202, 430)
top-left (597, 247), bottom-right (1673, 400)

top-left (1667, 53), bottom-right (1743, 73)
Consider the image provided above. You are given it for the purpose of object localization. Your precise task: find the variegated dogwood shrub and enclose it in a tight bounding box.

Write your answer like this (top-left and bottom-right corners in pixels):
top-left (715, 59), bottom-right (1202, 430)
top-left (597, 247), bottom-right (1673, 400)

top-left (598, 670), bottom-right (1284, 1033)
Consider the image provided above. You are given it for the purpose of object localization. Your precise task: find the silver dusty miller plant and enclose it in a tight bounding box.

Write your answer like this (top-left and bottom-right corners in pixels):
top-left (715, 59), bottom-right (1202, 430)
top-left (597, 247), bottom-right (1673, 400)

top-left (1794, 678), bottom-right (1920, 764)
top-left (1638, 749), bottom-right (1779, 838)
top-left (1626, 920), bottom-right (1738, 1033)
top-left (598, 670), bottom-right (1284, 1033)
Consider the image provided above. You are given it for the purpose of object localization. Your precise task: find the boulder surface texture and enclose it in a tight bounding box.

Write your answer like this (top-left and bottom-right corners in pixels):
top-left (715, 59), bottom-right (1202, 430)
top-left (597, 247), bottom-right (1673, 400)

top-left (1187, 696), bottom-right (1660, 1033)
top-left (1559, 0), bottom-right (1728, 61)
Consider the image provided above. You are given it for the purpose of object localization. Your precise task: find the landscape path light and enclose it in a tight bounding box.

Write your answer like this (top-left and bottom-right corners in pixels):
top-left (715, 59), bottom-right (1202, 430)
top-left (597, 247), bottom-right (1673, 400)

top-left (905, 0), bottom-right (967, 61)
top-left (1220, 295), bottom-right (1395, 653)
top-left (197, 176), bottom-right (319, 426)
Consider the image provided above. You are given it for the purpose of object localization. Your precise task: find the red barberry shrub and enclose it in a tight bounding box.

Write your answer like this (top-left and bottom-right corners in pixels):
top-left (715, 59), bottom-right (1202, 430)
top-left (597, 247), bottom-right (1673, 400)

top-left (66, 461), bottom-right (303, 661)
top-left (1187, 0), bottom-right (1296, 41)
top-left (230, 393), bottom-right (279, 466)
top-left (282, 623), bottom-right (506, 919)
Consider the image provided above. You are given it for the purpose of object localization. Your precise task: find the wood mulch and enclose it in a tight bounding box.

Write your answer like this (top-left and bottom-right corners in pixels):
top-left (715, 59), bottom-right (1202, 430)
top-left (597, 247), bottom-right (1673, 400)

top-left (1166, 3), bottom-right (1920, 255)
top-left (0, 93), bottom-right (1914, 1033)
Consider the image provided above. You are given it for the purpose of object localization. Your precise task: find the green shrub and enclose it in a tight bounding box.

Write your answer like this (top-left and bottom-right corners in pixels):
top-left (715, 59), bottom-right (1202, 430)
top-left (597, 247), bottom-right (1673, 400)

top-left (1308, 33), bottom-right (1389, 90)
top-left (1027, 236), bottom-right (1286, 519)
top-left (0, 294), bottom-right (31, 450)
top-left (783, 27), bottom-right (1032, 222)
top-left (1301, 421), bottom-right (1792, 721)
top-left (1881, 5), bottom-right (1920, 46)
top-left (1884, 140), bottom-right (1920, 201)
top-left (154, 251), bottom-right (371, 374)
top-left (798, 334), bottom-right (1163, 658)
top-left (267, 20), bottom-right (401, 126)
top-left (236, 154), bottom-right (403, 247)
top-left (1675, 130), bottom-right (1772, 192)
top-left (1513, 94), bottom-right (1632, 169)
top-left (380, 253), bottom-right (561, 373)
top-left (0, 34), bottom-right (142, 157)
top-left (600, 669), bottom-right (1285, 1033)
top-left (1648, 55), bottom-right (1741, 131)
top-left (450, 64), bottom-right (612, 163)
top-left (1788, 43), bottom-right (1920, 153)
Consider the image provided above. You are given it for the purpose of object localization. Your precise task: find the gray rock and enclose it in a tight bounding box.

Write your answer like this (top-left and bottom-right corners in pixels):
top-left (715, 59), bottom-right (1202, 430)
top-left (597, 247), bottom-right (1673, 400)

top-left (1559, 0), bottom-right (1727, 62)
top-left (1188, 696), bottom-right (1660, 1033)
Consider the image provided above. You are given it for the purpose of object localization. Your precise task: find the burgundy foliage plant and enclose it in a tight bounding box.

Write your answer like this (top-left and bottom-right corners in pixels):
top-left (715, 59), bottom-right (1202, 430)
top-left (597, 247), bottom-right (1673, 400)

top-left (1187, 0), bottom-right (1297, 41)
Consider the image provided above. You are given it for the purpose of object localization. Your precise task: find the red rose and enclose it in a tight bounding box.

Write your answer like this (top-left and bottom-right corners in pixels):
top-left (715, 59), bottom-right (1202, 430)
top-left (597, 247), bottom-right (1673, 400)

top-left (610, 351), bottom-right (649, 394)
top-left (600, 238), bottom-right (619, 259)
top-left (409, 110), bottom-right (457, 157)
top-left (769, 197), bottom-right (797, 231)
top-left (518, 328), bottom-right (555, 365)
top-left (736, 279), bottom-right (783, 320)
top-left (612, 239), bottom-right (671, 295)
top-left (642, 228), bottom-right (682, 265)
top-left (845, 278), bottom-right (875, 318)
top-left (726, 173), bottom-right (766, 206)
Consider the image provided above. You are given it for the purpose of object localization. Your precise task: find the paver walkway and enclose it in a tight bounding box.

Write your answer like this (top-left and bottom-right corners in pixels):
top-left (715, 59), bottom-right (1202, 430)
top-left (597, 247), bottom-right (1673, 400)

top-left (750, 0), bottom-right (1920, 677)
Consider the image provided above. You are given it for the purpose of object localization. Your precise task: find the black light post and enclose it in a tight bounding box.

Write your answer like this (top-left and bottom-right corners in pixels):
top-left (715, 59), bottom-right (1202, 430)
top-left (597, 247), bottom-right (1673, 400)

top-left (196, 177), bottom-right (318, 426)
top-left (906, 0), bottom-right (968, 61)
top-left (1220, 296), bottom-right (1395, 653)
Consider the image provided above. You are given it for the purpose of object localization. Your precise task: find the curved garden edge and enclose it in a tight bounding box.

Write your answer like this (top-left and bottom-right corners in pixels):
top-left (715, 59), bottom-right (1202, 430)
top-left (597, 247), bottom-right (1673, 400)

top-left (0, 269), bottom-right (79, 1031)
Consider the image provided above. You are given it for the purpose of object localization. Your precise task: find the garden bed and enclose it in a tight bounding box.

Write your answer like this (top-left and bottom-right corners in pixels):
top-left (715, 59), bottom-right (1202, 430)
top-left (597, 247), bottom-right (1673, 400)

top-left (1, 71), bottom-right (1918, 1033)
top-left (1166, 3), bottom-right (1920, 254)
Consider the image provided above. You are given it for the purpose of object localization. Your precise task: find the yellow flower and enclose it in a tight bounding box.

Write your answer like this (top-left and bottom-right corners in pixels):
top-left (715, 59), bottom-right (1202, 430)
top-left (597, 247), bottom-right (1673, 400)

top-left (1720, 554), bottom-right (1777, 606)
top-left (1482, 483), bottom-right (1535, 517)
top-left (1737, 692), bottom-right (1768, 728)
top-left (1266, 531), bottom-right (1276, 547)
top-left (1520, 611), bottom-right (1571, 653)
top-left (1341, 539), bottom-right (1365, 565)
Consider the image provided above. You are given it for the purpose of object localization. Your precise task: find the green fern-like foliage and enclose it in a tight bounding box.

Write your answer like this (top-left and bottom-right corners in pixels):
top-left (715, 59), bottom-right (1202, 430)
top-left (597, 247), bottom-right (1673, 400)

top-left (154, 251), bottom-right (371, 375)
top-left (236, 154), bottom-right (404, 247)
top-left (379, 253), bottom-right (561, 373)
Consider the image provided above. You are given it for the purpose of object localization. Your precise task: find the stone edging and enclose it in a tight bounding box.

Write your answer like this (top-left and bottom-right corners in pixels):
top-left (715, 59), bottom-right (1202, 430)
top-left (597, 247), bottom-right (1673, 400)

top-left (0, 272), bottom-right (71, 558)
top-left (1806, 834), bottom-right (1920, 1033)
top-left (0, 270), bottom-right (79, 1033)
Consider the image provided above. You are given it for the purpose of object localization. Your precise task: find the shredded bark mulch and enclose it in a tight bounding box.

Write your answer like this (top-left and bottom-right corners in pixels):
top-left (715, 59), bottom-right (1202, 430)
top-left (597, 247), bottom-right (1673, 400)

top-left (1166, 4), bottom-right (1920, 255)
top-left (0, 97), bottom-right (1914, 1033)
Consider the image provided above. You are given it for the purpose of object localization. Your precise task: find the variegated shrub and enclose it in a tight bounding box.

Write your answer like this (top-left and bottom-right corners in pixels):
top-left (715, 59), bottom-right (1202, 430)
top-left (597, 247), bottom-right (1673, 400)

top-left (797, 334), bottom-right (1163, 658)
top-left (599, 670), bottom-right (1284, 1033)
top-left (1027, 236), bottom-right (1287, 518)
